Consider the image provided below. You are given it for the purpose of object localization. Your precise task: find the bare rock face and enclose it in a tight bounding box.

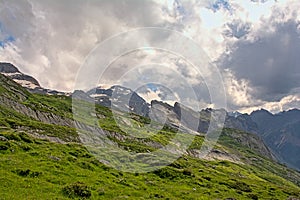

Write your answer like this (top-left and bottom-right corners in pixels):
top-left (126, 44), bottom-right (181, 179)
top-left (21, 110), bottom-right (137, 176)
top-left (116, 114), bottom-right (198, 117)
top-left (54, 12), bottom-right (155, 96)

top-left (221, 129), bottom-right (276, 161)
top-left (0, 62), bottom-right (40, 89)
top-left (150, 100), bottom-right (180, 129)
top-left (0, 62), bottom-right (19, 73)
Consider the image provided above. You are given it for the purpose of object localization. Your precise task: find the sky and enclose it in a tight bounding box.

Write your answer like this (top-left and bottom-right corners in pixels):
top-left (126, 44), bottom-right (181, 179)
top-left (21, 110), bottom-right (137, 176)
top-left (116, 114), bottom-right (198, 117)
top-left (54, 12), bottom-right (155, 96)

top-left (0, 0), bottom-right (299, 113)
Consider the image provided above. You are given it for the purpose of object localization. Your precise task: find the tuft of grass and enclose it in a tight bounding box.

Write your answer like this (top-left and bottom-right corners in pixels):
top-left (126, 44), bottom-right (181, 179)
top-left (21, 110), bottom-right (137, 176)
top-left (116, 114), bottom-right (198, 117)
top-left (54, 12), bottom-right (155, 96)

top-left (62, 182), bottom-right (92, 198)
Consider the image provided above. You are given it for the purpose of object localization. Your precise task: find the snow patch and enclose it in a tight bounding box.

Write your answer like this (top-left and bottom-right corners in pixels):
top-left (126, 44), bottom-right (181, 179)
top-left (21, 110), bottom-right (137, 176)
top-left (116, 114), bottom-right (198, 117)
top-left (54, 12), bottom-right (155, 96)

top-left (90, 93), bottom-right (107, 98)
top-left (2, 72), bottom-right (22, 76)
top-left (14, 79), bottom-right (39, 89)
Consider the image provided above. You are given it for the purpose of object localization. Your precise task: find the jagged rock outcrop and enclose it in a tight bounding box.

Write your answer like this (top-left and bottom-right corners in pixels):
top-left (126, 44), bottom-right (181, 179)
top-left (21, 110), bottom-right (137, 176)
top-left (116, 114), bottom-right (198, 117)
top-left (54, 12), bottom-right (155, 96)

top-left (149, 100), bottom-right (275, 160)
top-left (88, 85), bottom-right (150, 117)
top-left (225, 113), bottom-right (259, 134)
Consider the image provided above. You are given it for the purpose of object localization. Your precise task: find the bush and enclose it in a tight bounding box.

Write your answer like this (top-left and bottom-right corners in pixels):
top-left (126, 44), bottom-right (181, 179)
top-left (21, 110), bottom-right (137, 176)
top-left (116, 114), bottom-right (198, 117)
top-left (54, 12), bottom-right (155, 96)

top-left (154, 167), bottom-right (181, 180)
top-left (14, 169), bottom-right (42, 177)
top-left (63, 182), bottom-right (91, 198)
top-left (21, 144), bottom-right (32, 151)
top-left (97, 188), bottom-right (105, 196)
top-left (247, 193), bottom-right (259, 200)
top-left (5, 133), bottom-right (20, 141)
top-left (0, 142), bottom-right (9, 151)
top-left (15, 169), bottom-right (31, 177)
top-left (182, 168), bottom-right (193, 177)
top-left (229, 181), bottom-right (252, 193)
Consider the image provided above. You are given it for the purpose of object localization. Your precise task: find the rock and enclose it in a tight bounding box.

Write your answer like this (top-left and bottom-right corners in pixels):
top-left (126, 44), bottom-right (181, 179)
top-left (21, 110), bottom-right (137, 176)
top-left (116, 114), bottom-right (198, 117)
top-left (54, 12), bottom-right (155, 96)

top-left (87, 85), bottom-right (150, 117)
top-left (48, 155), bottom-right (61, 161)
top-left (287, 197), bottom-right (300, 200)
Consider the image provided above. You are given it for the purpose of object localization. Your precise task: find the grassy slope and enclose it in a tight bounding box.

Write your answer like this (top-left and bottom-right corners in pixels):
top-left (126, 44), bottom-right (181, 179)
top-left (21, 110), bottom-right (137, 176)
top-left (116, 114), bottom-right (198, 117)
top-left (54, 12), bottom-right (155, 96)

top-left (0, 76), bottom-right (300, 199)
top-left (1, 130), bottom-right (300, 200)
top-left (0, 111), bottom-right (299, 199)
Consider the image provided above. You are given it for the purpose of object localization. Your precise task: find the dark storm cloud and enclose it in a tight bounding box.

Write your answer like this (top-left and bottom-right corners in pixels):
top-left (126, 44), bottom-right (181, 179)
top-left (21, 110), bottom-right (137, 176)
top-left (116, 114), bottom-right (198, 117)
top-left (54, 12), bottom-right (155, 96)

top-left (220, 19), bottom-right (300, 102)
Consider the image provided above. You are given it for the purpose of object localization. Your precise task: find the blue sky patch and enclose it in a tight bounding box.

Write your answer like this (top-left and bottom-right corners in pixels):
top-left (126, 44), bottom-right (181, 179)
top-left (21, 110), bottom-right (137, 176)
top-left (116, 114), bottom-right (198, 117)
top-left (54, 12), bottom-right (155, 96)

top-left (147, 83), bottom-right (158, 92)
top-left (210, 0), bottom-right (232, 12)
top-left (0, 35), bottom-right (15, 47)
top-left (0, 22), bottom-right (15, 47)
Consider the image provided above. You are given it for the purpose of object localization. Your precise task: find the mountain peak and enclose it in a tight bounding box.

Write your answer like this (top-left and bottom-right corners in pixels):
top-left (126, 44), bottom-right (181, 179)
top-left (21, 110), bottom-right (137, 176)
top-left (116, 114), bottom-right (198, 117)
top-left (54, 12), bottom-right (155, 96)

top-left (0, 62), bottom-right (20, 73)
top-left (0, 62), bottom-right (41, 90)
top-left (251, 108), bottom-right (273, 116)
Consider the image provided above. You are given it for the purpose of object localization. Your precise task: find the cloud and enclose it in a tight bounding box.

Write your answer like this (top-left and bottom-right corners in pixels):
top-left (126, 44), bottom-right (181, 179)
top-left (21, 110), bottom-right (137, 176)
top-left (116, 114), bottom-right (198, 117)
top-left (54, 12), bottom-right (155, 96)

top-left (0, 0), bottom-right (299, 113)
top-left (238, 94), bottom-right (300, 114)
top-left (0, 0), bottom-right (173, 91)
top-left (221, 17), bottom-right (300, 101)
top-left (97, 49), bottom-right (212, 110)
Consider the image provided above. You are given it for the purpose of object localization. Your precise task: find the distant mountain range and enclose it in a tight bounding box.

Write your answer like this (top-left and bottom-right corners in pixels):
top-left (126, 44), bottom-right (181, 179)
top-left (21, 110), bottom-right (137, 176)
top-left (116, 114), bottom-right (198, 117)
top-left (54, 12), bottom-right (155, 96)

top-left (250, 109), bottom-right (300, 170)
top-left (1, 62), bottom-right (300, 171)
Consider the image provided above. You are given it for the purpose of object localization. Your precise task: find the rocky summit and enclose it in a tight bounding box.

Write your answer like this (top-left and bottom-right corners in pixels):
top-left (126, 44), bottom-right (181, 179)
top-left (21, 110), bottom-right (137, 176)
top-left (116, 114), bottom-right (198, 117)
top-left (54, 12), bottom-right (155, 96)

top-left (0, 63), bottom-right (69, 96)
top-left (0, 62), bottom-right (41, 89)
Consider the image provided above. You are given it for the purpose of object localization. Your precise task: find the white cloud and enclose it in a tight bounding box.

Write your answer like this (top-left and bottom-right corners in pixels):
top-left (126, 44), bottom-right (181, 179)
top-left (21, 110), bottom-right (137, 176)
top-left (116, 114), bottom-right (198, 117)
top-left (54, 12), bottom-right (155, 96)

top-left (239, 94), bottom-right (300, 114)
top-left (0, 0), bottom-right (172, 91)
top-left (0, 0), bottom-right (299, 113)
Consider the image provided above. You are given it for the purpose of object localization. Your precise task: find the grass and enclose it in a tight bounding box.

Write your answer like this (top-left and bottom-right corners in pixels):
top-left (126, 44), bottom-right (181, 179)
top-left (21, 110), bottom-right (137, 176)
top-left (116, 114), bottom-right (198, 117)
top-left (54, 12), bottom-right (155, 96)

top-left (1, 130), bottom-right (300, 199)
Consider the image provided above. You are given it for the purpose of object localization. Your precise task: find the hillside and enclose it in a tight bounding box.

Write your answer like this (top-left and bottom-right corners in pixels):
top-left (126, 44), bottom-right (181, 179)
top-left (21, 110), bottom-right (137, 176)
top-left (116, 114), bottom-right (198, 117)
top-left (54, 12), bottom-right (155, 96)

top-left (3, 62), bottom-right (297, 172)
top-left (1, 67), bottom-right (300, 199)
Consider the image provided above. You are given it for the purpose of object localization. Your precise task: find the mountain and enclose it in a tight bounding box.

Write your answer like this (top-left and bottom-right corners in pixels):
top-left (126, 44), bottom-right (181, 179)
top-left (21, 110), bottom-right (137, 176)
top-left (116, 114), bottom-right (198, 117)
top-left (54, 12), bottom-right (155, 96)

top-left (3, 59), bottom-right (291, 171)
top-left (225, 113), bottom-right (259, 135)
top-left (249, 109), bottom-right (300, 170)
top-left (80, 84), bottom-right (300, 173)
top-left (0, 62), bottom-right (69, 96)
top-left (228, 111), bottom-right (242, 118)
top-left (1, 63), bottom-right (300, 199)
top-left (2, 63), bottom-right (300, 171)
top-left (149, 100), bottom-right (275, 160)
top-left (0, 62), bottom-right (40, 89)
